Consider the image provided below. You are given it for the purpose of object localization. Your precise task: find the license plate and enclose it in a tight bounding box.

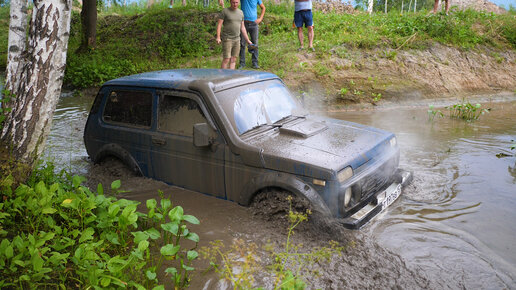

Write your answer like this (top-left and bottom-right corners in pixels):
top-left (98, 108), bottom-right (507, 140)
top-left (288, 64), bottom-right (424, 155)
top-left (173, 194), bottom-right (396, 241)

top-left (380, 183), bottom-right (402, 209)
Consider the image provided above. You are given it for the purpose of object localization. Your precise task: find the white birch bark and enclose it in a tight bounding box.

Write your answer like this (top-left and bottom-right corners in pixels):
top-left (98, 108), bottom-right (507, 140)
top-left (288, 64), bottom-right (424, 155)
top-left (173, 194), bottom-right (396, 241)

top-left (5, 0), bottom-right (27, 94)
top-left (367, 0), bottom-right (374, 14)
top-left (1, 0), bottom-right (73, 167)
top-left (384, 0), bottom-right (388, 13)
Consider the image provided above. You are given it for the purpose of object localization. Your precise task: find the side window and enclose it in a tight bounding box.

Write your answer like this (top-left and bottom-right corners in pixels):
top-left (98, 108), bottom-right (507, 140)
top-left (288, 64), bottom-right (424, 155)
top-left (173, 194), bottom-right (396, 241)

top-left (103, 90), bottom-right (152, 127)
top-left (158, 95), bottom-right (207, 136)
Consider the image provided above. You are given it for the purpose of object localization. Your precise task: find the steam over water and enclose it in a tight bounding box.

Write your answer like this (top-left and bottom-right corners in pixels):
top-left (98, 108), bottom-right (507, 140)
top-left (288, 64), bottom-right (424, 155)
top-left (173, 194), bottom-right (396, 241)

top-left (45, 92), bottom-right (516, 288)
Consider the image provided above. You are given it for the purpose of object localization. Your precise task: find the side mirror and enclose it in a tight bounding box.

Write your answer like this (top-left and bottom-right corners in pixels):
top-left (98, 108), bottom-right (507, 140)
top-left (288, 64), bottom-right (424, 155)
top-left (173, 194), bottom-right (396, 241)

top-left (193, 123), bottom-right (211, 147)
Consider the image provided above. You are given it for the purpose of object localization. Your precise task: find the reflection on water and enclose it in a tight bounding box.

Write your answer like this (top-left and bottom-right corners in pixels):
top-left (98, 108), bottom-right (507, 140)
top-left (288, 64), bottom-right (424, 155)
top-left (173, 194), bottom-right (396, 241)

top-left (329, 99), bottom-right (516, 288)
top-left (45, 93), bottom-right (516, 288)
top-left (42, 92), bottom-right (94, 175)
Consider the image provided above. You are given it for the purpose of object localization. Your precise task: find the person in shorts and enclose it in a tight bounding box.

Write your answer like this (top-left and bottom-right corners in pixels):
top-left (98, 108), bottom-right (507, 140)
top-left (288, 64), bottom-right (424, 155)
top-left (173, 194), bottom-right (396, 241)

top-left (294, 0), bottom-right (314, 51)
top-left (433, 0), bottom-right (450, 14)
top-left (216, 0), bottom-right (254, 69)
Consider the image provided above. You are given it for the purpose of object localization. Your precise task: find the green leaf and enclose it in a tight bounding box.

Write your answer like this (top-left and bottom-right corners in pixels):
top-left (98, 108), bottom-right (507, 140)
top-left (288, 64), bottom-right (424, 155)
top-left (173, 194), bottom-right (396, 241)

top-left (5, 245), bottom-right (13, 259)
top-left (168, 206), bottom-right (184, 222)
top-left (161, 222), bottom-right (179, 235)
top-left (161, 198), bottom-right (171, 211)
top-left (105, 232), bottom-right (120, 245)
top-left (35, 181), bottom-right (48, 196)
top-left (146, 269), bottom-right (157, 280)
top-left (160, 244), bottom-right (180, 257)
top-left (108, 203), bottom-right (120, 216)
top-left (146, 199), bottom-right (157, 210)
top-left (79, 228), bottom-right (95, 243)
top-left (145, 228), bottom-right (161, 240)
top-left (111, 180), bottom-right (121, 190)
top-left (107, 256), bottom-right (128, 273)
top-left (187, 250), bottom-right (198, 261)
top-left (183, 214), bottom-right (200, 225)
top-left (152, 286), bottom-right (165, 290)
top-left (97, 183), bottom-right (104, 195)
top-left (165, 267), bottom-right (177, 275)
top-left (41, 207), bottom-right (57, 214)
top-left (32, 255), bottom-right (44, 272)
top-left (138, 240), bottom-right (149, 252)
top-left (100, 277), bottom-right (111, 287)
top-left (182, 264), bottom-right (194, 271)
top-left (72, 175), bottom-right (86, 188)
top-left (186, 232), bottom-right (199, 243)
top-left (122, 204), bottom-right (137, 218)
top-left (131, 231), bottom-right (149, 244)
top-left (127, 212), bottom-right (138, 224)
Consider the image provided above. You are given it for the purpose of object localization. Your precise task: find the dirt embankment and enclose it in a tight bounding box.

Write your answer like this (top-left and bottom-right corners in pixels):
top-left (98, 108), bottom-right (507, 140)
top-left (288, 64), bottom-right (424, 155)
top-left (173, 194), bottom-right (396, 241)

top-left (285, 43), bottom-right (516, 107)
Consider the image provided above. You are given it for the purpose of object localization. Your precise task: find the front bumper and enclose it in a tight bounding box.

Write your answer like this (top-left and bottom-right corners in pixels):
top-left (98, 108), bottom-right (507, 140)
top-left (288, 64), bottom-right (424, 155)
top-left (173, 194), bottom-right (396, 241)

top-left (339, 169), bottom-right (413, 229)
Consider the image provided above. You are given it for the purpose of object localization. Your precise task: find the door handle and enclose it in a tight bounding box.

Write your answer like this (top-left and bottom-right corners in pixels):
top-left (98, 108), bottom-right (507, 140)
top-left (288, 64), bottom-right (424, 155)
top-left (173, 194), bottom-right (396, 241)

top-left (152, 137), bottom-right (166, 146)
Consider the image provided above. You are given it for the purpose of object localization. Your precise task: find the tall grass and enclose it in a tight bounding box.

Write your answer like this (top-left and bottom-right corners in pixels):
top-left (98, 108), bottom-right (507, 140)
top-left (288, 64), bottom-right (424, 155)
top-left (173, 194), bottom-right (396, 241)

top-left (1, 3), bottom-right (514, 85)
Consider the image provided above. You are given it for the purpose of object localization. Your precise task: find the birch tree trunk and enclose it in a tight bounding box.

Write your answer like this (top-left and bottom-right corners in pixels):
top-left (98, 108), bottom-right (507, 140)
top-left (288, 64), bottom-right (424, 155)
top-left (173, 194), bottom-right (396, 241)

top-left (384, 0), bottom-right (388, 13)
top-left (1, 0), bottom-right (72, 172)
top-left (5, 0), bottom-right (27, 93)
top-left (367, 0), bottom-right (374, 14)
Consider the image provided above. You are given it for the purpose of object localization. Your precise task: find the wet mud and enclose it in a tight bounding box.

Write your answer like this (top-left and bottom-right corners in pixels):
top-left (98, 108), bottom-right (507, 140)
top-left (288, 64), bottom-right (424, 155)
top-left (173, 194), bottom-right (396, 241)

top-left (45, 92), bottom-right (516, 289)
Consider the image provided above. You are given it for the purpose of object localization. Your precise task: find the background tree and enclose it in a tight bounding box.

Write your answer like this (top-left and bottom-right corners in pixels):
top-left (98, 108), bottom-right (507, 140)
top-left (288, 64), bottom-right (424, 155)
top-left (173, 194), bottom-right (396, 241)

top-left (78, 0), bottom-right (97, 51)
top-left (1, 0), bottom-right (73, 179)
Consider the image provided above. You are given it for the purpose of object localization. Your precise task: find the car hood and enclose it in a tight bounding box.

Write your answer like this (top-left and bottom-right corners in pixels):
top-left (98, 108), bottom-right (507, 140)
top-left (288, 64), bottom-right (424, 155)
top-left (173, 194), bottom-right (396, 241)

top-left (244, 115), bottom-right (396, 180)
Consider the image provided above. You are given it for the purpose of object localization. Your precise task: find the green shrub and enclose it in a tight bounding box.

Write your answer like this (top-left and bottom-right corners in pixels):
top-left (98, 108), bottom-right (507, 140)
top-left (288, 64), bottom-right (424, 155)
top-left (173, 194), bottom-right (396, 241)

top-left (0, 163), bottom-right (199, 288)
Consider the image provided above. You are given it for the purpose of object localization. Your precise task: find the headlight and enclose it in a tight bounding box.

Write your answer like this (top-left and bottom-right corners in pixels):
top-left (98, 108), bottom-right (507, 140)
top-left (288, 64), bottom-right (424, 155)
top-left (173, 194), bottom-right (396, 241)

top-left (337, 166), bottom-right (353, 183)
top-left (389, 137), bottom-right (397, 147)
top-left (343, 187), bottom-right (352, 207)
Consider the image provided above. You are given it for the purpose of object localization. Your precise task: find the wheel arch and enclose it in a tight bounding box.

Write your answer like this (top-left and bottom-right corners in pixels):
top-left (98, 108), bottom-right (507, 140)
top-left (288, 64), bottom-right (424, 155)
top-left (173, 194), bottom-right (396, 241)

top-left (93, 143), bottom-right (143, 176)
top-left (239, 172), bottom-right (332, 216)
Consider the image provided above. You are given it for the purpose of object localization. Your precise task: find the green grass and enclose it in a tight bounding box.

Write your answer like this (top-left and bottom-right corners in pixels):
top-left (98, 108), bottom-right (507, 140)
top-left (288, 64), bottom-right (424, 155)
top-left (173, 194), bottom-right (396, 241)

top-left (0, 6), bottom-right (9, 70)
top-left (1, 3), bottom-right (515, 87)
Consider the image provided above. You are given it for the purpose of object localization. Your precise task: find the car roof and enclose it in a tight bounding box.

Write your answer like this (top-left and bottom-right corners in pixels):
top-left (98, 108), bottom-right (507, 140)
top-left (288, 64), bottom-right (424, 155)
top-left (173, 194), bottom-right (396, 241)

top-left (102, 69), bottom-right (279, 92)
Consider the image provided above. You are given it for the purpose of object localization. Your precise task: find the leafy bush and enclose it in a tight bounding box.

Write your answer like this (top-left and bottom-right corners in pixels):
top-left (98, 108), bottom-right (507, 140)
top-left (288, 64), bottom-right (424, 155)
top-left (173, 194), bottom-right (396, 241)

top-left (446, 99), bottom-right (490, 121)
top-left (0, 164), bottom-right (199, 288)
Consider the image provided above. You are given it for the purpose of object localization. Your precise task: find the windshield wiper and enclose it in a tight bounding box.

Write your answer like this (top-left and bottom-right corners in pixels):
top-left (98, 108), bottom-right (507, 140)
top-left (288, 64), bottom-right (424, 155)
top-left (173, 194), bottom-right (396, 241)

top-left (272, 115), bottom-right (302, 127)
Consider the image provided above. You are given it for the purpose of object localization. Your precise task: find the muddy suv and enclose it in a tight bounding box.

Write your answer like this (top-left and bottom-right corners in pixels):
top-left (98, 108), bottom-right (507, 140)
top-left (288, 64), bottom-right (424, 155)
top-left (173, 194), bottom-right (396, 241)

top-left (84, 69), bottom-right (412, 229)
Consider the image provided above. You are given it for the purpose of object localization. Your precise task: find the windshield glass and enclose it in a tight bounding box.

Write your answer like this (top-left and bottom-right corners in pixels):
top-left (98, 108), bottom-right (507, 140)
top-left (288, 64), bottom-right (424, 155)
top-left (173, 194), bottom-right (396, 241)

top-left (215, 79), bottom-right (304, 135)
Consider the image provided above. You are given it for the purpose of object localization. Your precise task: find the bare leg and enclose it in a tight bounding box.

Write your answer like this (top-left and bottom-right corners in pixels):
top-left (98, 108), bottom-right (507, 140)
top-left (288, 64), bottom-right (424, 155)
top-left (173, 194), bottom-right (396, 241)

top-left (221, 58), bottom-right (230, 69)
top-left (307, 26), bottom-right (314, 49)
top-left (229, 56), bottom-right (237, 69)
top-left (444, 0), bottom-right (450, 14)
top-left (297, 27), bottom-right (304, 49)
top-left (433, 0), bottom-right (439, 13)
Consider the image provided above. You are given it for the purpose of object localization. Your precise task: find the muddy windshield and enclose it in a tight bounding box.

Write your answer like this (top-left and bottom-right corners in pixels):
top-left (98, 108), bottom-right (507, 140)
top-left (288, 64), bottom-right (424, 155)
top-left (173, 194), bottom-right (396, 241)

top-left (215, 79), bottom-right (305, 135)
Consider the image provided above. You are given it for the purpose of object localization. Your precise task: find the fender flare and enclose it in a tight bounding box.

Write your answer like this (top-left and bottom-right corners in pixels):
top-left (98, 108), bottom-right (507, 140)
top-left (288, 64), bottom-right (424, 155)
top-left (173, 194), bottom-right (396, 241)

top-left (239, 171), bottom-right (332, 216)
top-left (93, 143), bottom-right (143, 176)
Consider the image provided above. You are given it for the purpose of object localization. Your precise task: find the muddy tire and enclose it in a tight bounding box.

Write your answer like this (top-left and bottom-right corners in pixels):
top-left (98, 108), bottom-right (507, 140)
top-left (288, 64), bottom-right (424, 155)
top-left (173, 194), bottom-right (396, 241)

top-left (250, 189), bottom-right (311, 221)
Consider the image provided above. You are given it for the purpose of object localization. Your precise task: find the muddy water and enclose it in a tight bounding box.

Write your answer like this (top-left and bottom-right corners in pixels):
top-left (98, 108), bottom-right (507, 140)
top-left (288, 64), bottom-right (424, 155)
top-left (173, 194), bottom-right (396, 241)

top-left (328, 98), bottom-right (516, 289)
top-left (44, 93), bottom-right (516, 288)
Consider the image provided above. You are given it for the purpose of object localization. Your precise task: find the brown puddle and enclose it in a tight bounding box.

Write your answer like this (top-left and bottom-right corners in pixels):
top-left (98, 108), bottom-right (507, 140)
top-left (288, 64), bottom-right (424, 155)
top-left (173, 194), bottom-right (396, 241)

top-left (44, 92), bottom-right (516, 288)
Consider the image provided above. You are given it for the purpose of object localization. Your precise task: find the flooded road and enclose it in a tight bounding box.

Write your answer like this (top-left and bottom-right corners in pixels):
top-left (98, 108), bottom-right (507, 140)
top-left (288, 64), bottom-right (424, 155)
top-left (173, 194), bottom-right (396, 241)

top-left (45, 92), bottom-right (516, 288)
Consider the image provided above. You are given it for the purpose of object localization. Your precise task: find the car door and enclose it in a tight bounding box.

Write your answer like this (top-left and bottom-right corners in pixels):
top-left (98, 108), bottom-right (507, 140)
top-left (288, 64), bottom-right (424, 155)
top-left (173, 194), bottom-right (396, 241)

top-left (150, 90), bottom-right (226, 198)
top-left (99, 87), bottom-right (154, 176)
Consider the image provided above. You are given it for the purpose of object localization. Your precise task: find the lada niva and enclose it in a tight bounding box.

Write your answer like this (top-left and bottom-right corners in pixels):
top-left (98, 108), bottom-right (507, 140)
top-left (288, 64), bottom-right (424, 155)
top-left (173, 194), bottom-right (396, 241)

top-left (84, 69), bottom-right (412, 229)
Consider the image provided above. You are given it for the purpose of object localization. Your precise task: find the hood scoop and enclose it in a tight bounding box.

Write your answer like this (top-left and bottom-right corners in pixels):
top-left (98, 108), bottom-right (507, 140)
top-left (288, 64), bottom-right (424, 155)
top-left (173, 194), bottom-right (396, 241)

top-left (279, 120), bottom-right (327, 138)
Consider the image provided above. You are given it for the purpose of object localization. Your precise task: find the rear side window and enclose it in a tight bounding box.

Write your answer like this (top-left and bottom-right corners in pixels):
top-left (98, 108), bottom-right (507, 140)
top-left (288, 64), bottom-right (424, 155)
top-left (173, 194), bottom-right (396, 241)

top-left (103, 90), bottom-right (152, 127)
top-left (158, 95), bottom-right (207, 136)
